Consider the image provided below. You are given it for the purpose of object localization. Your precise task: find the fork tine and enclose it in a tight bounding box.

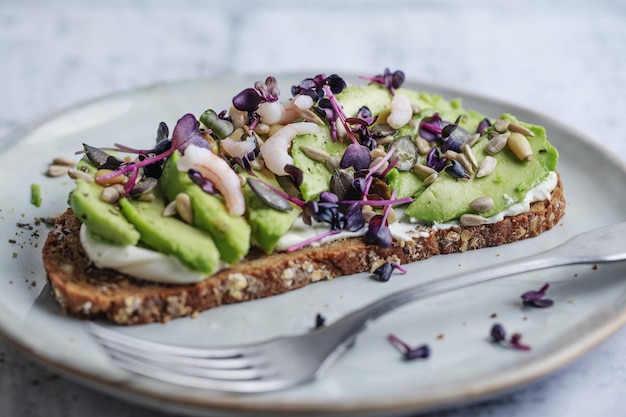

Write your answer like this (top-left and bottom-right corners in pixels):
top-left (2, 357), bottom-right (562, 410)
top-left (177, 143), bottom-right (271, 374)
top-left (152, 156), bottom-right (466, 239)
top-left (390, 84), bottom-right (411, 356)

top-left (110, 351), bottom-right (294, 393)
top-left (107, 348), bottom-right (275, 381)
top-left (88, 323), bottom-right (257, 358)
top-left (96, 337), bottom-right (264, 370)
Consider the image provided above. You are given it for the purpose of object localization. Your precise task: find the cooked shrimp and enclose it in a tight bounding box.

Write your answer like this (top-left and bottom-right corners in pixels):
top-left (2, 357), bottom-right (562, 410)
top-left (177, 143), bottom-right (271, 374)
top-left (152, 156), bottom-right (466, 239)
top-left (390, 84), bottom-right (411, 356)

top-left (177, 144), bottom-right (246, 216)
top-left (257, 94), bottom-right (315, 125)
top-left (386, 93), bottom-right (413, 129)
top-left (220, 135), bottom-right (257, 159)
top-left (260, 122), bottom-right (320, 175)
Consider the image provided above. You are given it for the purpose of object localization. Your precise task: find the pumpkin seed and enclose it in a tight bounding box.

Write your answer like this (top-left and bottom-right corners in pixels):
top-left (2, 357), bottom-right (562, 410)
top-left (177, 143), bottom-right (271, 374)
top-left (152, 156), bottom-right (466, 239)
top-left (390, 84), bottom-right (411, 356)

top-left (391, 136), bottom-right (418, 171)
top-left (247, 177), bottom-right (293, 212)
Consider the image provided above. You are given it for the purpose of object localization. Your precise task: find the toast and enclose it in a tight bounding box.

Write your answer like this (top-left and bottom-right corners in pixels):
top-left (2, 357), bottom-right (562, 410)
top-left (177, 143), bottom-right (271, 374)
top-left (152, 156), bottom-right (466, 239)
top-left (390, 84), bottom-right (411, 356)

top-left (43, 176), bottom-right (564, 325)
top-left (41, 70), bottom-right (566, 324)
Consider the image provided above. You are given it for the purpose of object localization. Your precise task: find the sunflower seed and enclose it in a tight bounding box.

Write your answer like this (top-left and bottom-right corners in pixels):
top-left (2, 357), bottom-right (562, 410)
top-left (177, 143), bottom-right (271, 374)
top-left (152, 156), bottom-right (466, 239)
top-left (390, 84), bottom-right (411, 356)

top-left (415, 135), bottom-right (433, 155)
top-left (476, 156), bottom-right (497, 178)
top-left (422, 172), bottom-right (438, 186)
top-left (486, 132), bottom-right (510, 155)
top-left (460, 213), bottom-right (489, 226)
top-left (162, 200), bottom-right (178, 217)
top-left (412, 163), bottom-right (437, 179)
top-left (47, 165), bottom-right (71, 177)
top-left (470, 196), bottom-right (494, 212)
top-left (175, 193), bottom-right (194, 225)
top-left (461, 143), bottom-right (478, 169)
top-left (52, 157), bottom-right (76, 167)
top-left (67, 169), bottom-right (94, 182)
top-left (100, 187), bottom-right (120, 204)
top-left (463, 133), bottom-right (481, 148)
top-left (508, 122), bottom-right (535, 137)
top-left (299, 145), bottom-right (330, 162)
top-left (494, 119), bottom-right (510, 133)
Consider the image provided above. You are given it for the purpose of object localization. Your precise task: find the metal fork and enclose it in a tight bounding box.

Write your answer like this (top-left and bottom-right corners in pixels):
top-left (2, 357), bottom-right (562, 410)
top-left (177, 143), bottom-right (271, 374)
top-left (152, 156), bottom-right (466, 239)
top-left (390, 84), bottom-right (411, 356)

top-left (89, 222), bottom-right (626, 393)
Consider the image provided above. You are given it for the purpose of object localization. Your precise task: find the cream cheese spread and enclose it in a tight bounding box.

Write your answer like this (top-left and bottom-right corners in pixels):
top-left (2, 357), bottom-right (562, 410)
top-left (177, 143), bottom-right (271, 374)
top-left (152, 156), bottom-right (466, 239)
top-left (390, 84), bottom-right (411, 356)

top-left (80, 225), bottom-right (211, 284)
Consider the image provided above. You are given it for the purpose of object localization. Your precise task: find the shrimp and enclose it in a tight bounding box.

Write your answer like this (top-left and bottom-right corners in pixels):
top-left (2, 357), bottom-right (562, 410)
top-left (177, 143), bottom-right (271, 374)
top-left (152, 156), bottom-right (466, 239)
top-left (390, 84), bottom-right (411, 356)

top-left (177, 144), bottom-right (246, 216)
top-left (260, 122), bottom-right (320, 176)
top-left (257, 94), bottom-right (315, 125)
top-left (220, 135), bottom-right (257, 159)
top-left (386, 93), bottom-right (413, 129)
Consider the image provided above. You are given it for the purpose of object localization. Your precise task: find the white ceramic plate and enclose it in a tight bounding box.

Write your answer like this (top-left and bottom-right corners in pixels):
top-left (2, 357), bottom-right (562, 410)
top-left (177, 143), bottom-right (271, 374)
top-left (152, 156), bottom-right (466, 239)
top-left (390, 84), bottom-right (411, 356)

top-left (1, 75), bottom-right (625, 417)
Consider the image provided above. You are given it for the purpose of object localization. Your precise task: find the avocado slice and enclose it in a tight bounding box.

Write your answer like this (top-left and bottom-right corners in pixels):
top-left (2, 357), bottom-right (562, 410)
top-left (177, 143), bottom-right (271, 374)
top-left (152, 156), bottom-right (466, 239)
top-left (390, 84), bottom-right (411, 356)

top-left (160, 151), bottom-right (251, 264)
top-left (405, 118), bottom-right (558, 222)
top-left (118, 194), bottom-right (220, 275)
top-left (242, 180), bottom-right (301, 253)
top-left (69, 179), bottom-right (140, 246)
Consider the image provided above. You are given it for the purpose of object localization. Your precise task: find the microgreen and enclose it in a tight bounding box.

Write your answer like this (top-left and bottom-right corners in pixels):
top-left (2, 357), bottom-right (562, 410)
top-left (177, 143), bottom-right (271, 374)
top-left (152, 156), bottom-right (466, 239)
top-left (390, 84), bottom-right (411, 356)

top-left (232, 76), bottom-right (280, 113)
top-left (521, 283), bottom-right (554, 308)
top-left (188, 170), bottom-right (217, 194)
top-left (359, 68), bottom-right (405, 95)
top-left (387, 333), bottom-right (430, 361)
top-left (489, 323), bottom-right (531, 351)
top-left (445, 160), bottom-right (470, 180)
top-left (426, 148), bottom-right (448, 172)
top-left (477, 118), bottom-right (491, 135)
top-left (314, 313), bottom-right (326, 329)
top-left (371, 261), bottom-right (407, 282)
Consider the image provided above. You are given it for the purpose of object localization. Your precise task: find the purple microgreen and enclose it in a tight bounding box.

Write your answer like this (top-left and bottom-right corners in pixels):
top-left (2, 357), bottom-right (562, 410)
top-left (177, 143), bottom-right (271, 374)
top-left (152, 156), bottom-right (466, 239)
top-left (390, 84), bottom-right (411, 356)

top-left (129, 177), bottom-right (158, 196)
top-left (302, 200), bottom-right (318, 225)
top-left (489, 323), bottom-right (531, 351)
top-left (490, 323), bottom-right (507, 343)
top-left (521, 283), bottom-right (554, 308)
top-left (380, 155), bottom-right (399, 177)
top-left (189, 170), bottom-right (217, 194)
top-left (340, 142), bottom-right (372, 171)
top-left (359, 68), bottom-right (406, 95)
top-left (426, 148), bottom-right (448, 172)
top-left (284, 164), bottom-right (304, 188)
top-left (124, 166), bottom-right (140, 196)
top-left (440, 136), bottom-right (463, 153)
top-left (387, 333), bottom-right (431, 361)
top-left (445, 160), bottom-right (470, 180)
top-left (319, 191), bottom-right (339, 204)
top-left (247, 177), bottom-right (293, 212)
top-left (314, 313), bottom-right (326, 329)
top-left (477, 118), bottom-right (491, 135)
top-left (287, 229), bottom-right (341, 252)
top-left (509, 333), bottom-right (531, 351)
top-left (344, 202), bottom-right (365, 232)
top-left (356, 106), bottom-right (375, 123)
top-left (418, 113), bottom-right (444, 141)
top-left (364, 214), bottom-right (392, 247)
top-left (371, 261), bottom-right (406, 282)
top-left (232, 76), bottom-right (280, 113)
top-left (322, 84), bottom-right (359, 144)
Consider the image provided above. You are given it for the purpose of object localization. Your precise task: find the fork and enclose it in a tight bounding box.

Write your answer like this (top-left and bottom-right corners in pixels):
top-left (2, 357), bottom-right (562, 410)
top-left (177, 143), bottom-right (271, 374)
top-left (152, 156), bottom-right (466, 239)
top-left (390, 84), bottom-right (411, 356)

top-left (89, 222), bottom-right (626, 393)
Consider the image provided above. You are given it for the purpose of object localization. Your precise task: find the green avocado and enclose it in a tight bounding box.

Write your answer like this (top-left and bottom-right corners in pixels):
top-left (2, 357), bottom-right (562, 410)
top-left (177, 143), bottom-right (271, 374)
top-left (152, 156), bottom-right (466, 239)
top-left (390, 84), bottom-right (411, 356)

top-left (160, 151), bottom-right (251, 264)
top-left (242, 180), bottom-right (301, 253)
top-left (69, 179), bottom-right (141, 246)
top-left (405, 117), bottom-right (558, 222)
top-left (118, 194), bottom-right (220, 275)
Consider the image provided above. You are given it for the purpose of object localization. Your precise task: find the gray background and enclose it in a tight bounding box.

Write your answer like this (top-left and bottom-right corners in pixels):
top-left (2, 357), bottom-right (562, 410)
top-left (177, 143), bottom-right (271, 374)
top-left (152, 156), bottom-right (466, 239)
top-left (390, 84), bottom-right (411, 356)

top-left (1, 0), bottom-right (626, 416)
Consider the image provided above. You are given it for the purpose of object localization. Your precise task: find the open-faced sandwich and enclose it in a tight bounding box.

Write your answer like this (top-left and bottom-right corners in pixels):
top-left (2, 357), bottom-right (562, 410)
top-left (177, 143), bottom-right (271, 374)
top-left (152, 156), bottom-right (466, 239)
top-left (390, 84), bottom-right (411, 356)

top-left (42, 69), bottom-right (565, 324)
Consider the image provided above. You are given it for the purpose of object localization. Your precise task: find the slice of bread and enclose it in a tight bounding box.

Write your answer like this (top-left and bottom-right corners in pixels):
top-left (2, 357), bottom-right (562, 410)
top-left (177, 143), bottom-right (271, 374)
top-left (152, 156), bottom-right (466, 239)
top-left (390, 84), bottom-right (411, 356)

top-left (42, 176), bottom-right (565, 325)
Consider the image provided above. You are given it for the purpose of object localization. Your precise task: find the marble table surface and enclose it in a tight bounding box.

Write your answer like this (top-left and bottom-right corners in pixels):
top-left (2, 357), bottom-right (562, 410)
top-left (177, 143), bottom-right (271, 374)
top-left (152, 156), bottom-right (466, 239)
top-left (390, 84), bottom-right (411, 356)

top-left (1, 0), bottom-right (625, 416)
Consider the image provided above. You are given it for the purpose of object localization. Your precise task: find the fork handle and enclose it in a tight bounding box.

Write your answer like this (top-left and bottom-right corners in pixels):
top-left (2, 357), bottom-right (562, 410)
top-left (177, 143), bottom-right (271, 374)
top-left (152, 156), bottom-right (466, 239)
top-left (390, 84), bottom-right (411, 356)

top-left (324, 222), bottom-right (626, 345)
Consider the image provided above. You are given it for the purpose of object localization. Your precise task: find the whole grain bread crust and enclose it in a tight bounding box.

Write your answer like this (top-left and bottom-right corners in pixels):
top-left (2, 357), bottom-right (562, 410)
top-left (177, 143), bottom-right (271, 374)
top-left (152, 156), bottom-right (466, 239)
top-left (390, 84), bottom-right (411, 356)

top-left (42, 176), bottom-right (565, 325)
